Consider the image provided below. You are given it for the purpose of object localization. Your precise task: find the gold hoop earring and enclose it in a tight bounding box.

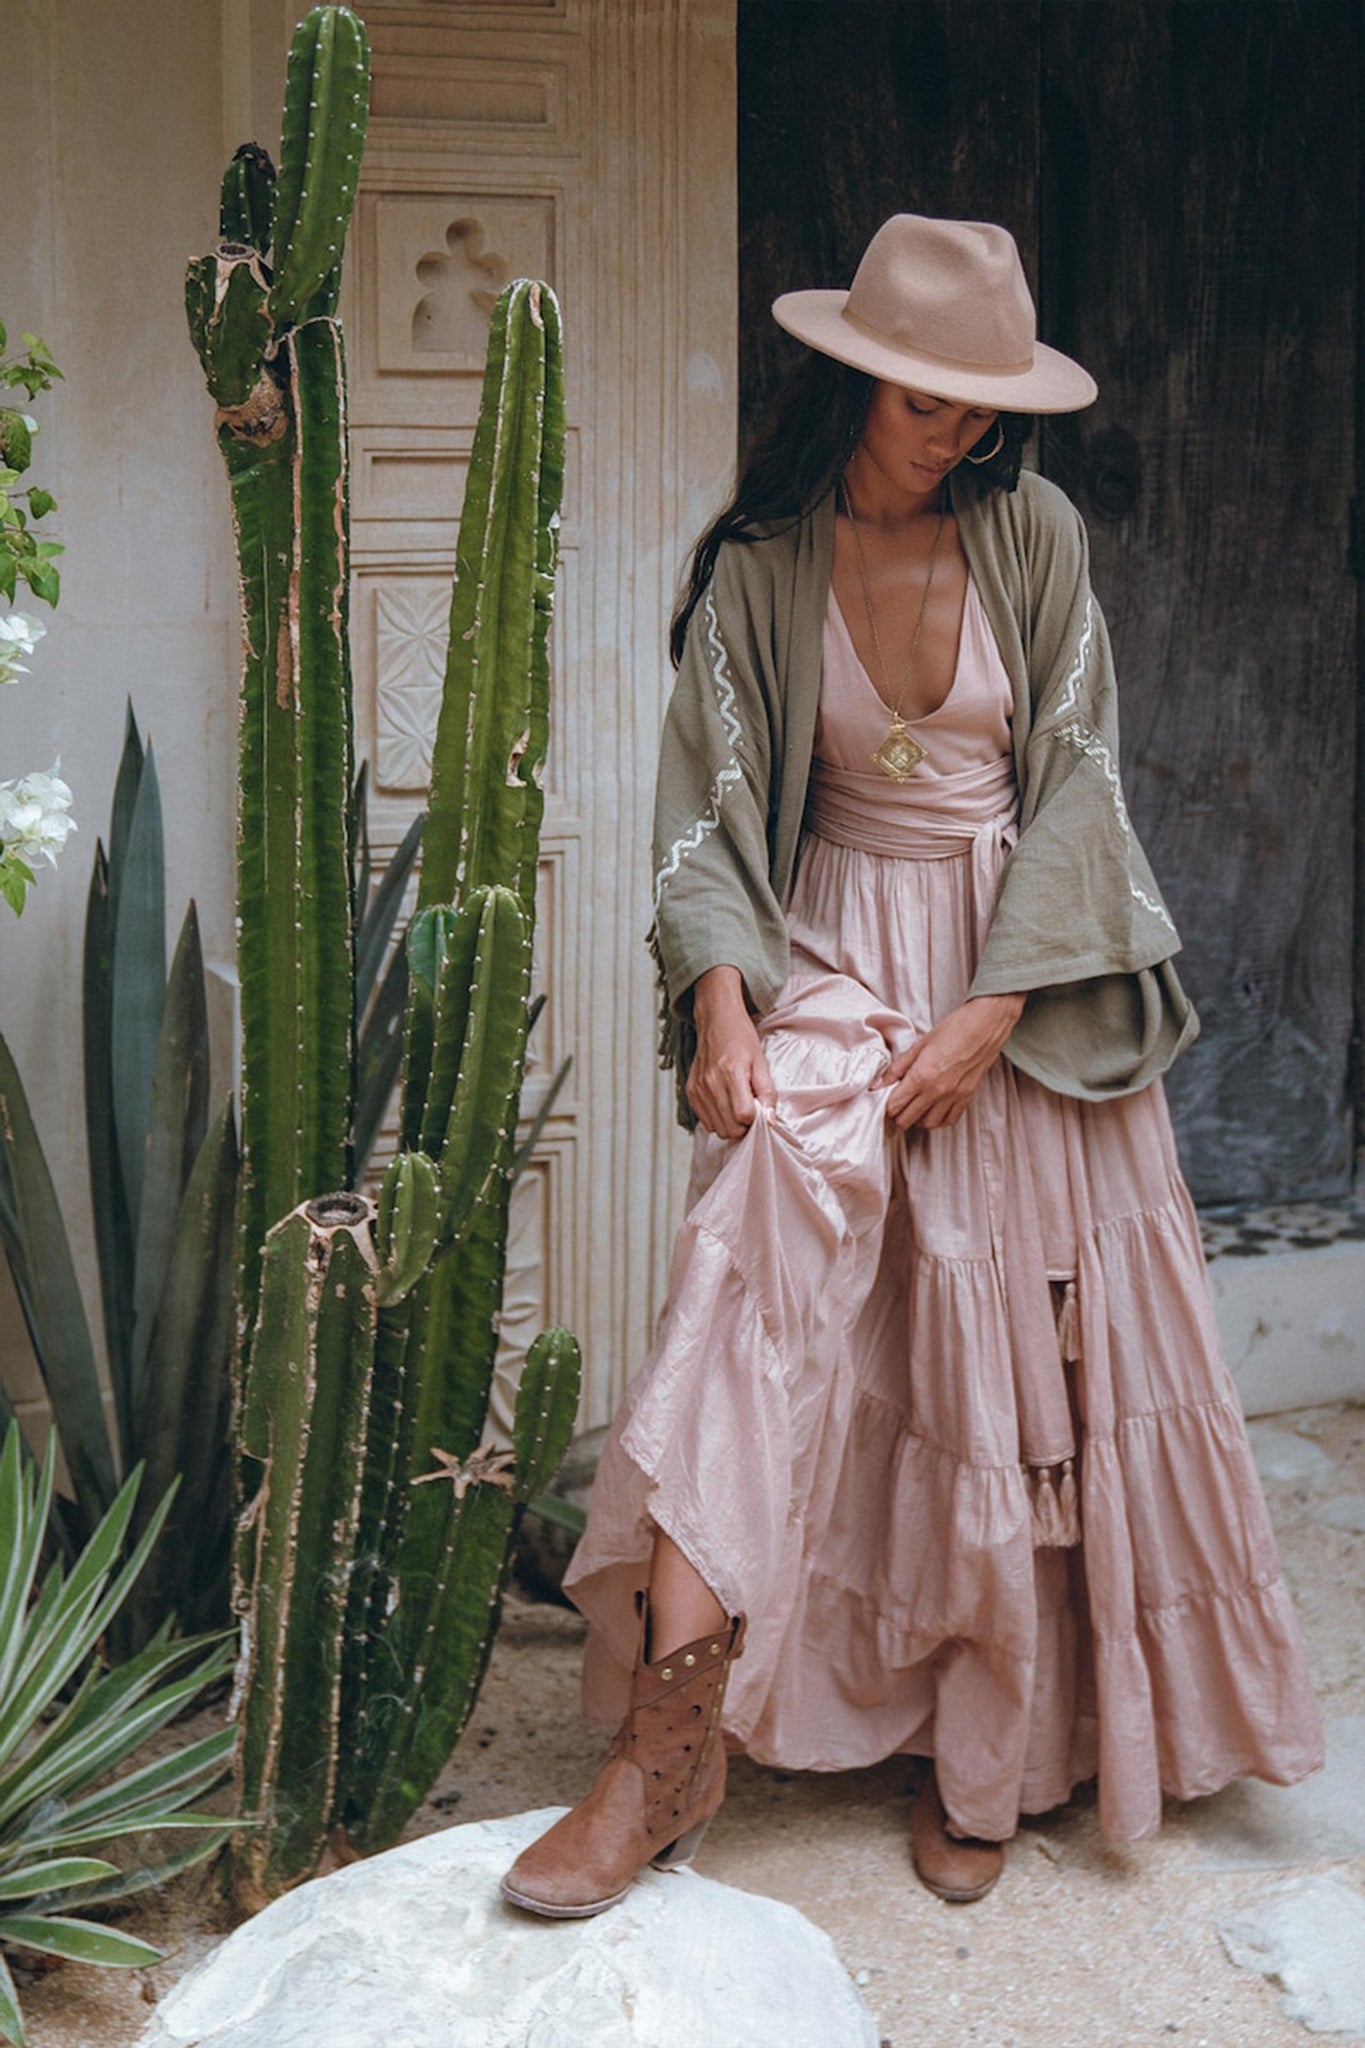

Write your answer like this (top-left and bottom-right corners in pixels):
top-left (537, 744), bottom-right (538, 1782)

top-left (965, 422), bottom-right (1005, 466)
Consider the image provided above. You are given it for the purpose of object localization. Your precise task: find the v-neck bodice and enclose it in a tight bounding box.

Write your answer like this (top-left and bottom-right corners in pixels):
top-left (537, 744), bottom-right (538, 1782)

top-left (806, 570), bottom-right (1017, 857)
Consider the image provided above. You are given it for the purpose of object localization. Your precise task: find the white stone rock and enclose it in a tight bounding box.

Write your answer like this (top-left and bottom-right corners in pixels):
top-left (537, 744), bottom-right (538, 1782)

top-left (1219, 1873), bottom-right (1365, 2034)
top-left (137, 1809), bottom-right (879, 2048)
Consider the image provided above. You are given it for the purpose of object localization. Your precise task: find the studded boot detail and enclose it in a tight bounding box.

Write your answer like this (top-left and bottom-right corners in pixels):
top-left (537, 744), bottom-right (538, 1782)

top-left (499, 1593), bottom-right (746, 1918)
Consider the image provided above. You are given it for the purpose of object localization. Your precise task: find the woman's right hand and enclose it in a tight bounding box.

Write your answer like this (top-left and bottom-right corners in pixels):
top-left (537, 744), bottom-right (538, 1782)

top-left (685, 965), bottom-right (778, 1140)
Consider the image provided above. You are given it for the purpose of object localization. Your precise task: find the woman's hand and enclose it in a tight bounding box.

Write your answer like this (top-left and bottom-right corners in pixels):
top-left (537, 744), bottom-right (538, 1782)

top-left (685, 965), bottom-right (777, 1140)
top-left (879, 993), bottom-right (1026, 1130)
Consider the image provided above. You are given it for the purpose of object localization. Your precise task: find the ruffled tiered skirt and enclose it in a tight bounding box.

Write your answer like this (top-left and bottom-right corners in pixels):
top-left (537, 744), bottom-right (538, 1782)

top-left (565, 823), bottom-right (1323, 1842)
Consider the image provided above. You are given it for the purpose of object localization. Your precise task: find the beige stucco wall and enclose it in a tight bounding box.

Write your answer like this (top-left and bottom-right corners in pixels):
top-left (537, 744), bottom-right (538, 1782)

top-left (0, 0), bottom-right (297, 1438)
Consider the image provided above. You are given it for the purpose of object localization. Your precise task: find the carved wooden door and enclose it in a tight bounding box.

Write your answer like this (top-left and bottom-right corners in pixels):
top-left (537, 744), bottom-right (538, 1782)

top-left (739, 0), bottom-right (1360, 1203)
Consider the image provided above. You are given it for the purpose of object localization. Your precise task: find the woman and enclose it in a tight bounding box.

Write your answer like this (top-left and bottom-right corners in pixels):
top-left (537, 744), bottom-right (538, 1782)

top-left (502, 214), bottom-right (1323, 1917)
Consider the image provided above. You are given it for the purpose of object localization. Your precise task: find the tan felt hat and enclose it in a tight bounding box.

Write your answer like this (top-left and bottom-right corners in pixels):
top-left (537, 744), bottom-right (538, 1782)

top-left (773, 213), bottom-right (1098, 414)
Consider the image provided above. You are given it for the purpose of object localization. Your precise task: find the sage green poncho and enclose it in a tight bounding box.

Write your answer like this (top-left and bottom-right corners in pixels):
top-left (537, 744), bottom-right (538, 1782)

top-left (651, 467), bottom-right (1197, 1127)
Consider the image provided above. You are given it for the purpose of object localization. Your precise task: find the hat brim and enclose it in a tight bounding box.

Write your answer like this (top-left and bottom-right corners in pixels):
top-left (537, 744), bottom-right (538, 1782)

top-left (772, 289), bottom-right (1098, 414)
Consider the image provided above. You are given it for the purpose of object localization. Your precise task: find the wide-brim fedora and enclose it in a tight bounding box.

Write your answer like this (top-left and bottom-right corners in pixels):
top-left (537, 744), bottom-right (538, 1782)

top-left (773, 213), bottom-right (1097, 414)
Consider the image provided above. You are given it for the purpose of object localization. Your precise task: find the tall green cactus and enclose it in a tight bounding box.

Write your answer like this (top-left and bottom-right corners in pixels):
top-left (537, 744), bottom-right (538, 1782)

top-left (186, 4), bottom-right (370, 1347)
top-left (206, 13), bottom-right (580, 1900)
top-left (233, 1193), bottom-right (378, 1912)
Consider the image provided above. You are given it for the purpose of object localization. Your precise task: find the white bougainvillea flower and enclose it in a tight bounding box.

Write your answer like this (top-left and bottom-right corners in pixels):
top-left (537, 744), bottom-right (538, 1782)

top-left (0, 613), bottom-right (47, 683)
top-left (0, 763), bottom-right (76, 867)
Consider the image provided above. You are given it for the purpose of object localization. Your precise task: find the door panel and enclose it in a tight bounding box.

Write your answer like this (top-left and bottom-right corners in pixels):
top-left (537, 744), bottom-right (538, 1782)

top-left (1040, 0), bottom-right (1359, 1200)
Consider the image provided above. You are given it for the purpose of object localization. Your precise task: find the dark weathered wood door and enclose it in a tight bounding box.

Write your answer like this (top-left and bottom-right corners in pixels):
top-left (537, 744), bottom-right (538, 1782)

top-left (738, 0), bottom-right (1361, 1204)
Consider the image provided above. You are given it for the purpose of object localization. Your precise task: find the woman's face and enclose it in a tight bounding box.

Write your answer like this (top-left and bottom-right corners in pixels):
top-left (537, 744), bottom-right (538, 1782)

top-left (856, 381), bottom-right (999, 497)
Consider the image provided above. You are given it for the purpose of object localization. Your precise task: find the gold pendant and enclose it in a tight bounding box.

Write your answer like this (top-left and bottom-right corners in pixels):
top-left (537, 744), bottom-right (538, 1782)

top-left (871, 715), bottom-right (926, 782)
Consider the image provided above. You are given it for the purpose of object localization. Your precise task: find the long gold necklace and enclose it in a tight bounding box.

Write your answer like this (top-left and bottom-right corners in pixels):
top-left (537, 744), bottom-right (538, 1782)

top-left (841, 479), bottom-right (947, 781)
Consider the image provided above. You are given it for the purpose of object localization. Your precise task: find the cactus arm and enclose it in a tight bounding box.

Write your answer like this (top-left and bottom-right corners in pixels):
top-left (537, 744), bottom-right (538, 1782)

top-left (269, 6), bottom-right (369, 328)
top-left (233, 1195), bottom-right (376, 1908)
top-left (419, 283), bottom-right (564, 913)
top-left (434, 889), bottom-right (531, 1240)
top-left (219, 143), bottom-right (276, 253)
top-left (374, 1151), bottom-right (438, 1308)
top-left (219, 320), bottom-right (354, 1328)
top-left (184, 259), bottom-right (218, 384)
top-left (415, 897), bottom-right (480, 1155)
top-left (347, 1479), bottom-right (516, 1849)
top-left (525, 284), bottom-right (565, 903)
top-left (185, 252), bottom-right (276, 411)
top-left (220, 418), bottom-right (299, 1327)
top-left (400, 905), bottom-right (453, 1150)
top-left (510, 1326), bottom-right (581, 1500)
top-left (348, 1327), bottom-right (578, 1851)
top-left (339, 1288), bottom-right (415, 1770)
top-left (288, 314), bottom-right (356, 1191)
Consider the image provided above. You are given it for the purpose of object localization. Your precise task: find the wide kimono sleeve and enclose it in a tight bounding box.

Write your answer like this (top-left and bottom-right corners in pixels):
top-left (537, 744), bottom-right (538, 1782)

top-left (648, 543), bottom-right (793, 1108)
top-left (967, 482), bottom-right (1199, 1099)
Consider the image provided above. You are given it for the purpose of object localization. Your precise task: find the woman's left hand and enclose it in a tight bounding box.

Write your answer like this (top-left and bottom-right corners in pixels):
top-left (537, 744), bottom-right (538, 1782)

top-left (878, 993), bottom-right (1026, 1130)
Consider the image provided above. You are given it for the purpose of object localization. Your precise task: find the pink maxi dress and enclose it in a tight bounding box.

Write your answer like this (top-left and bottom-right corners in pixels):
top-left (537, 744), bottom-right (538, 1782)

top-left (565, 570), bottom-right (1324, 1844)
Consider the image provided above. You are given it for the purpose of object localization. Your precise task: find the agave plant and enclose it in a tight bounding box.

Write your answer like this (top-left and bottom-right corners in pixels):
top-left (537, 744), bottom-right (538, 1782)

top-left (0, 1424), bottom-right (235, 2048)
top-left (0, 712), bottom-right (422, 1638)
top-left (0, 711), bottom-right (237, 1648)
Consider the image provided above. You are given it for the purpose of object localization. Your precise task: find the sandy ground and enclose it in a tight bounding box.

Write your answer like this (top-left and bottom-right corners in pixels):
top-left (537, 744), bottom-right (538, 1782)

top-left (18, 1400), bottom-right (1365, 2048)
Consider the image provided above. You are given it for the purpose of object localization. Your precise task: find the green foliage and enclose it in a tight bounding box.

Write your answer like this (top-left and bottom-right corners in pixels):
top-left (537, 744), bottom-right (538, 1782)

top-left (0, 861), bottom-right (33, 918)
top-left (0, 331), bottom-right (62, 612)
top-left (0, 710), bottom-right (238, 1645)
top-left (0, 1425), bottom-right (235, 2048)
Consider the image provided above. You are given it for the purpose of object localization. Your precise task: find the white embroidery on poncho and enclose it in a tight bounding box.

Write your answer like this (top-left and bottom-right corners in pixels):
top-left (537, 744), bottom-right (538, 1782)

top-left (653, 589), bottom-right (743, 912)
top-left (1049, 598), bottom-right (1177, 937)
top-left (1049, 593), bottom-right (1094, 726)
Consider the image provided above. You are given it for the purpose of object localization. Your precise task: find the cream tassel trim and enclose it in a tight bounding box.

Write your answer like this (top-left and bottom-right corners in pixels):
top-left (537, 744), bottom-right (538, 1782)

top-left (1028, 1459), bottom-right (1081, 1548)
top-left (1056, 1279), bottom-right (1081, 1364)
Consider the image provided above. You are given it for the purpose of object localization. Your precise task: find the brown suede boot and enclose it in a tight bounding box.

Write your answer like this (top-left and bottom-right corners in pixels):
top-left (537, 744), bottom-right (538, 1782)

top-left (910, 1767), bottom-right (1004, 1903)
top-left (500, 1596), bottom-right (746, 1918)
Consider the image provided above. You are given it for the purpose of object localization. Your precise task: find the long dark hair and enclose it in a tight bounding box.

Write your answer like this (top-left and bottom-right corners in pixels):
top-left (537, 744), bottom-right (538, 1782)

top-left (670, 352), bottom-right (1031, 665)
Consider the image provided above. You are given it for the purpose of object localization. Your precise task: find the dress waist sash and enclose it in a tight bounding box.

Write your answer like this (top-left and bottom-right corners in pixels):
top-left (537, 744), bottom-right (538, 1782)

top-left (804, 751), bottom-right (1019, 860)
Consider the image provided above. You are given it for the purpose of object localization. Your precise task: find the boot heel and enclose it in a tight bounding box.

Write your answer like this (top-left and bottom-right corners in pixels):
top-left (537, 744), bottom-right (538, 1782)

top-left (651, 1815), bottom-right (712, 1870)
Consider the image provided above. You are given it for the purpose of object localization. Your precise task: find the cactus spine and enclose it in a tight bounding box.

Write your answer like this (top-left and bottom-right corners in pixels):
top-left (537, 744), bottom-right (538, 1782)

top-left (202, 16), bottom-right (579, 1897)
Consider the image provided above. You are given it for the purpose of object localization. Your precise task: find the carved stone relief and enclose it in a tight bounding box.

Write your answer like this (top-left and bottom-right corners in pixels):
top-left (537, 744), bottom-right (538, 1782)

top-left (372, 194), bottom-right (555, 376)
top-left (369, 572), bottom-right (451, 792)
